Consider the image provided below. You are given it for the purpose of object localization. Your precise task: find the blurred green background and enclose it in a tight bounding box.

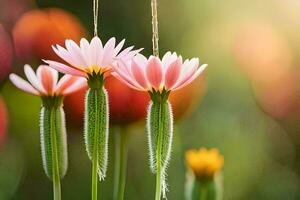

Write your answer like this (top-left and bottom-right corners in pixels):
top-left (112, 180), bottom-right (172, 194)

top-left (1, 0), bottom-right (300, 199)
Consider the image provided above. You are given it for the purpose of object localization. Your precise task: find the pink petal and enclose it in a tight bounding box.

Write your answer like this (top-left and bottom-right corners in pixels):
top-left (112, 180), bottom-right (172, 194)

top-left (36, 65), bottom-right (57, 94)
top-left (9, 74), bottom-right (39, 95)
top-left (80, 38), bottom-right (91, 68)
top-left (146, 56), bottom-right (163, 90)
top-left (124, 48), bottom-right (143, 61)
top-left (173, 58), bottom-right (199, 89)
top-left (162, 52), bottom-right (178, 69)
top-left (55, 75), bottom-right (77, 93)
top-left (131, 59), bottom-right (149, 89)
top-left (133, 53), bottom-right (148, 67)
top-left (44, 60), bottom-right (87, 77)
top-left (113, 58), bottom-right (132, 77)
top-left (113, 62), bottom-right (144, 90)
top-left (117, 46), bottom-right (134, 58)
top-left (102, 37), bottom-right (116, 66)
top-left (164, 58), bottom-right (182, 90)
top-left (52, 45), bottom-right (78, 67)
top-left (161, 51), bottom-right (172, 65)
top-left (90, 36), bottom-right (103, 66)
top-left (113, 39), bottom-right (125, 57)
top-left (63, 77), bottom-right (87, 95)
top-left (112, 72), bottom-right (145, 91)
top-left (65, 39), bottom-right (87, 67)
top-left (24, 64), bottom-right (46, 93)
top-left (173, 64), bottom-right (207, 91)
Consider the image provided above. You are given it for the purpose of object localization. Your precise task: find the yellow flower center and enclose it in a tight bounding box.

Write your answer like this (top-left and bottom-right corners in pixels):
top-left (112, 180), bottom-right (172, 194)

top-left (85, 65), bottom-right (110, 75)
top-left (185, 148), bottom-right (224, 180)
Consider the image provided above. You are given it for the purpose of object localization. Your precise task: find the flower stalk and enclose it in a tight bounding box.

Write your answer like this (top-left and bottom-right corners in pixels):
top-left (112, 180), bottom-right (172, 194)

top-left (85, 74), bottom-right (109, 200)
top-left (40, 96), bottom-right (68, 200)
top-left (113, 127), bottom-right (129, 200)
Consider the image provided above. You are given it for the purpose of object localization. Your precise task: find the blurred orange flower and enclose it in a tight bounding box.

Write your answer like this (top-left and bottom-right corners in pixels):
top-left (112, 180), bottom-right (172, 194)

top-left (233, 23), bottom-right (299, 119)
top-left (185, 148), bottom-right (224, 181)
top-left (13, 8), bottom-right (87, 63)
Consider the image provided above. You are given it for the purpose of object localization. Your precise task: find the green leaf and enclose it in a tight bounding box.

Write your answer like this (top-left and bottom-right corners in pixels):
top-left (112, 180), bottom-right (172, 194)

top-left (84, 88), bottom-right (109, 180)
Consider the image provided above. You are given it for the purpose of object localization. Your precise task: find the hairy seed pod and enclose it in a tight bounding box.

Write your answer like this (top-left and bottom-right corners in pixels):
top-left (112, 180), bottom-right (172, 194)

top-left (84, 88), bottom-right (109, 180)
top-left (147, 99), bottom-right (173, 198)
top-left (40, 102), bottom-right (68, 179)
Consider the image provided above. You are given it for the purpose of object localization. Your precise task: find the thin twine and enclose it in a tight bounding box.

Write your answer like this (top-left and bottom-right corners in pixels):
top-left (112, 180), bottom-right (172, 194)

top-left (151, 0), bottom-right (159, 57)
top-left (93, 0), bottom-right (99, 36)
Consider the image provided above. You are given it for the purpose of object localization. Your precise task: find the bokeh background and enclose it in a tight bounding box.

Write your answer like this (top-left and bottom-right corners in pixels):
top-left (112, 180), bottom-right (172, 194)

top-left (1, 0), bottom-right (300, 199)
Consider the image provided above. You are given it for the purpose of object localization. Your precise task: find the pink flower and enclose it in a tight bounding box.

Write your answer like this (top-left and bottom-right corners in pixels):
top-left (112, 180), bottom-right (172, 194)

top-left (9, 64), bottom-right (86, 96)
top-left (113, 52), bottom-right (207, 92)
top-left (43, 36), bottom-right (141, 78)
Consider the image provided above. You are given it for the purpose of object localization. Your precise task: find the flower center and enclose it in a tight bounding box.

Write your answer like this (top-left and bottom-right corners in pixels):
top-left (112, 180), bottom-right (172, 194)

top-left (85, 65), bottom-right (110, 76)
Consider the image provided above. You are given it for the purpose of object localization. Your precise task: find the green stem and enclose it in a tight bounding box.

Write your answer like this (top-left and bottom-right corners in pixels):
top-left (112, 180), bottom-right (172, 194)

top-left (50, 108), bottom-right (61, 200)
top-left (92, 89), bottom-right (99, 200)
top-left (200, 186), bottom-right (207, 200)
top-left (155, 101), bottom-right (163, 200)
top-left (114, 127), bottom-right (129, 200)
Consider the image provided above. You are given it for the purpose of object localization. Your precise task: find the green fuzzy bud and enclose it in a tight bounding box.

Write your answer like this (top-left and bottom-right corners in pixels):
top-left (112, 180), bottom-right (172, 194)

top-left (40, 96), bottom-right (68, 180)
top-left (147, 92), bottom-right (173, 198)
top-left (84, 88), bottom-right (109, 180)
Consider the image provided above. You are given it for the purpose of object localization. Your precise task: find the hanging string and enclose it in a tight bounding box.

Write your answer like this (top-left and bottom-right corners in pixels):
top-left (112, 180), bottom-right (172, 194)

top-left (93, 0), bottom-right (99, 36)
top-left (151, 0), bottom-right (159, 57)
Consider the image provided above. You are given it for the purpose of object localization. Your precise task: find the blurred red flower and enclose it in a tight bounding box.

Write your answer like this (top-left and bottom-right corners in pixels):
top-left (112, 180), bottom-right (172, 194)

top-left (13, 8), bottom-right (87, 63)
top-left (64, 74), bottom-right (206, 126)
top-left (64, 76), bottom-right (150, 126)
top-left (0, 24), bottom-right (13, 83)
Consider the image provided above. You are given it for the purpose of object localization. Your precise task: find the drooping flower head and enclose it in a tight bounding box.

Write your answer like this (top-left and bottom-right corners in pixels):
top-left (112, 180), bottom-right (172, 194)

top-left (9, 64), bottom-right (86, 97)
top-left (185, 148), bottom-right (224, 181)
top-left (113, 52), bottom-right (207, 96)
top-left (44, 36), bottom-right (141, 79)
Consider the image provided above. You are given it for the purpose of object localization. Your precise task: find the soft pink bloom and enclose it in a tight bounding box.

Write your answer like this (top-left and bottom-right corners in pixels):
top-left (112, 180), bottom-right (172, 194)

top-left (113, 52), bottom-right (207, 92)
top-left (43, 36), bottom-right (141, 78)
top-left (9, 64), bottom-right (86, 96)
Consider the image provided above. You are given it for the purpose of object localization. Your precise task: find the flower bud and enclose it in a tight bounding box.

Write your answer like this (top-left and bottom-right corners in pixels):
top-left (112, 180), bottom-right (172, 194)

top-left (84, 85), bottom-right (109, 180)
top-left (40, 96), bottom-right (68, 179)
top-left (147, 91), bottom-right (173, 198)
top-left (185, 148), bottom-right (223, 181)
top-left (185, 148), bottom-right (224, 200)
